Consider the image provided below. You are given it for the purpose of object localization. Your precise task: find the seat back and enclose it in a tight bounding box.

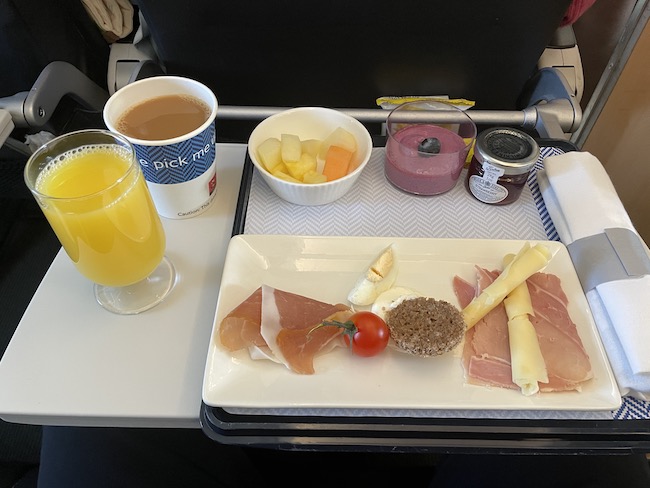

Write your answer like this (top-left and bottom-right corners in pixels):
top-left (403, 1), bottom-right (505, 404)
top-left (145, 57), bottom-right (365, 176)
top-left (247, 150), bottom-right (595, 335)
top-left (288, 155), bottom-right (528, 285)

top-left (135, 0), bottom-right (572, 140)
top-left (0, 0), bottom-right (109, 97)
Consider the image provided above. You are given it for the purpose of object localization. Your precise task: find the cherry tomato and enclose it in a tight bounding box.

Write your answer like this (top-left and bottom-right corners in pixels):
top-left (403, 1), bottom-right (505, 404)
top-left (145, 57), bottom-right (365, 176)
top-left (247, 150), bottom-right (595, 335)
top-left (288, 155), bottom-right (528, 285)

top-left (342, 311), bottom-right (390, 357)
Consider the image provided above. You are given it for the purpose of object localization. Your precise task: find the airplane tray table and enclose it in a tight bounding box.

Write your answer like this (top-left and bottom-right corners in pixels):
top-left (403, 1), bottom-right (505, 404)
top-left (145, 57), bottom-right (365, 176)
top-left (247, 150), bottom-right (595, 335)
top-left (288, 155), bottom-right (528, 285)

top-left (200, 141), bottom-right (650, 453)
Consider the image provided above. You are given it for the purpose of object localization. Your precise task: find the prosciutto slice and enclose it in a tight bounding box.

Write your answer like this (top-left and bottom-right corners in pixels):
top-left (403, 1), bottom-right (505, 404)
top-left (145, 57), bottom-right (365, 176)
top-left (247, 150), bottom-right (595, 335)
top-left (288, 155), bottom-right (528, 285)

top-left (260, 284), bottom-right (351, 374)
top-left (526, 273), bottom-right (593, 391)
top-left (219, 287), bottom-right (263, 352)
top-left (456, 269), bottom-right (518, 390)
top-left (218, 284), bottom-right (351, 374)
top-left (454, 267), bottom-right (592, 393)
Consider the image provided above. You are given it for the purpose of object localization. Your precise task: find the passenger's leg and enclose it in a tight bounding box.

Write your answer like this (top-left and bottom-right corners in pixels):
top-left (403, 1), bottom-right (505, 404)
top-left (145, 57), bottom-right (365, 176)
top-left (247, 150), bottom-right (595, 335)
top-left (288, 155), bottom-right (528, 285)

top-left (429, 453), bottom-right (650, 488)
top-left (37, 426), bottom-right (266, 488)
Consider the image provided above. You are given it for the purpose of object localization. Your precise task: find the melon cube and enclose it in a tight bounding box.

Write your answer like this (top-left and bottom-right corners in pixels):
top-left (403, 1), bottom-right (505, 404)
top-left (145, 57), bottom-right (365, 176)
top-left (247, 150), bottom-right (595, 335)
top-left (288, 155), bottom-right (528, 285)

top-left (257, 137), bottom-right (282, 172)
top-left (281, 133), bottom-right (302, 164)
top-left (301, 139), bottom-right (322, 157)
top-left (323, 145), bottom-right (353, 181)
top-left (318, 127), bottom-right (357, 160)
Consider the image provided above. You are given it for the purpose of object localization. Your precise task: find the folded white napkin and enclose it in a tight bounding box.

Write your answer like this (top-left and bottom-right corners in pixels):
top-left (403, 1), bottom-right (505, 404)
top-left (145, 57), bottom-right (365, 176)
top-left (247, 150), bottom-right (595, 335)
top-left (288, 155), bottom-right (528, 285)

top-left (537, 151), bottom-right (650, 400)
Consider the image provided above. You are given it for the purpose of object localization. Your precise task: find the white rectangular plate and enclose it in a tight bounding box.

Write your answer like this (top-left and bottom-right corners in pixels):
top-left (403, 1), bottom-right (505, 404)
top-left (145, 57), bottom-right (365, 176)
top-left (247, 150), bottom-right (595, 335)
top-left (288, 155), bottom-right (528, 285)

top-left (202, 235), bottom-right (621, 411)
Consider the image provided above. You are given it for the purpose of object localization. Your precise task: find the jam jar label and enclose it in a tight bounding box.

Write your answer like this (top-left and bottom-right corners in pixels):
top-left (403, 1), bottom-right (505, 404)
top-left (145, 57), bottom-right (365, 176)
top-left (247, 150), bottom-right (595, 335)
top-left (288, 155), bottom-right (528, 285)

top-left (467, 160), bottom-right (508, 204)
top-left (480, 161), bottom-right (504, 184)
top-left (468, 174), bottom-right (509, 203)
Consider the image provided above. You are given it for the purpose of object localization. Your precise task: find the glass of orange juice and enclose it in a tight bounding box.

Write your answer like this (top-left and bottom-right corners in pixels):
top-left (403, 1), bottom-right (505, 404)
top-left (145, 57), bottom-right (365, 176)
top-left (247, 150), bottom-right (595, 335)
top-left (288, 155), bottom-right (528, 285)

top-left (24, 129), bottom-right (175, 314)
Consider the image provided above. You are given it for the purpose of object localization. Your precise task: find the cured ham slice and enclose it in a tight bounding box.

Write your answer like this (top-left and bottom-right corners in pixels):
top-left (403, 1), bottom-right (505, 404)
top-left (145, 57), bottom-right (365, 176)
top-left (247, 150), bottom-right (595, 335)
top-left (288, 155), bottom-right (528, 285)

top-left (219, 287), bottom-right (263, 352)
top-left (454, 267), bottom-right (593, 393)
top-left (526, 273), bottom-right (584, 348)
top-left (457, 269), bottom-right (518, 390)
top-left (218, 284), bottom-right (351, 374)
top-left (260, 284), bottom-right (351, 374)
top-left (526, 273), bottom-right (593, 391)
top-left (452, 276), bottom-right (475, 311)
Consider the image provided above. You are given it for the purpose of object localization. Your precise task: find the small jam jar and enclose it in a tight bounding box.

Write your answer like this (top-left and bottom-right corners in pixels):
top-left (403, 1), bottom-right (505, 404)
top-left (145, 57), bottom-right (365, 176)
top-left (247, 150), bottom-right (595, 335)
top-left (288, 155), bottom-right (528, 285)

top-left (465, 127), bottom-right (540, 205)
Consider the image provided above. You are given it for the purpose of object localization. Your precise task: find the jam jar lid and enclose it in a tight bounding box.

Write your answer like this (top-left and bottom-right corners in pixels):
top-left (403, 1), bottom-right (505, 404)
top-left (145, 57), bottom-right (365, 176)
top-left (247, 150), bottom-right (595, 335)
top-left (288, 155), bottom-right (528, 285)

top-left (475, 128), bottom-right (540, 175)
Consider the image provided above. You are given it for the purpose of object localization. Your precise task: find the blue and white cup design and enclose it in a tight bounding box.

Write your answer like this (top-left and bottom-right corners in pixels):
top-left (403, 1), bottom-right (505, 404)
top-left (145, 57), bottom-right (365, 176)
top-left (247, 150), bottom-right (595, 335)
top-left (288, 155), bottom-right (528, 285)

top-left (134, 124), bottom-right (215, 185)
top-left (103, 76), bottom-right (218, 219)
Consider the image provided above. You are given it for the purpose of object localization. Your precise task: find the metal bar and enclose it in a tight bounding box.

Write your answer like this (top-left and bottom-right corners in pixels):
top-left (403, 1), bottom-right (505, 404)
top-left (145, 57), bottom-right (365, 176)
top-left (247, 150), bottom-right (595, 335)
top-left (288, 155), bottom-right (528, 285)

top-left (535, 111), bottom-right (566, 139)
top-left (217, 105), bottom-right (542, 131)
top-left (3, 136), bottom-right (32, 156)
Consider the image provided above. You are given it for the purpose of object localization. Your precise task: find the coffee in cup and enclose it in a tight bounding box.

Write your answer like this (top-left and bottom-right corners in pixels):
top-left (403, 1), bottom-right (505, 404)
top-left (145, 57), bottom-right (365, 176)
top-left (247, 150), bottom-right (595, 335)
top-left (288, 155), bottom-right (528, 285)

top-left (103, 76), bottom-right (218, 219)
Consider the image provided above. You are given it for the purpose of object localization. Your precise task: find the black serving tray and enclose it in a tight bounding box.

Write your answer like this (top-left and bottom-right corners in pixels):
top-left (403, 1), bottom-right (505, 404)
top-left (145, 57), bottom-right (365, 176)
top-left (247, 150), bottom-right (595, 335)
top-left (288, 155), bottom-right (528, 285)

top-left (201, 141), bottom-right (650, 453)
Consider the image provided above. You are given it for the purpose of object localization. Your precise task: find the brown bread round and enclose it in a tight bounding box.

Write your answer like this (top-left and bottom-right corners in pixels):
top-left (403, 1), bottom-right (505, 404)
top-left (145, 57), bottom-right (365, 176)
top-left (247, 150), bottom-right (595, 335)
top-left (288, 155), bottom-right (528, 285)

top-left (385, 296), bottom-right (466, 357)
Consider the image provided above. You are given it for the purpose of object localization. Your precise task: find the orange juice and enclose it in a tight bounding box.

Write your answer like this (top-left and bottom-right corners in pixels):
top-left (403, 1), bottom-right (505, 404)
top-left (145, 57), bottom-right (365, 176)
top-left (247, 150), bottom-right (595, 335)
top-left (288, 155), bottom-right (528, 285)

top-left (35, 145), bottom-right (166, 287)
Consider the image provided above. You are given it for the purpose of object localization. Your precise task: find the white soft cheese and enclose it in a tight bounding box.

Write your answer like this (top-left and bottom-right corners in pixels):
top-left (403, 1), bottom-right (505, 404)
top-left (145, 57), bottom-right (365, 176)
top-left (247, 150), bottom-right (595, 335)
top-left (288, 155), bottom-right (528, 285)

top-left (371, 286), bottom-right (421, 321)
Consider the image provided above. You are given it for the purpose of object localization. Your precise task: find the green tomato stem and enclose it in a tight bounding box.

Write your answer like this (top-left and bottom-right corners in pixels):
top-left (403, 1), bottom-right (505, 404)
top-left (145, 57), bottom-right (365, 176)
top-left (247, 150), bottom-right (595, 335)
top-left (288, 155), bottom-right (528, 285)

top-left (308, 320), bottom-right (358, 349)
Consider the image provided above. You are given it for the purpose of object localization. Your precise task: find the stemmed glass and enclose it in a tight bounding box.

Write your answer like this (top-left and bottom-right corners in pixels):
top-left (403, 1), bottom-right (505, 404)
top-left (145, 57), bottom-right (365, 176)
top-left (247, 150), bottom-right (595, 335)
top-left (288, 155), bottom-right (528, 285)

top-left (24, 129), bottom-right (175, 314)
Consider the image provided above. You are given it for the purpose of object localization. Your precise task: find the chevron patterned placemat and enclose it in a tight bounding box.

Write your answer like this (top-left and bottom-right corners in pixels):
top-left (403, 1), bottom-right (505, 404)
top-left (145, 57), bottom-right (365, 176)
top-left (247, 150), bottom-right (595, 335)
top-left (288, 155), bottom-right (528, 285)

top-left (245, 148), bottom-right (548, 240)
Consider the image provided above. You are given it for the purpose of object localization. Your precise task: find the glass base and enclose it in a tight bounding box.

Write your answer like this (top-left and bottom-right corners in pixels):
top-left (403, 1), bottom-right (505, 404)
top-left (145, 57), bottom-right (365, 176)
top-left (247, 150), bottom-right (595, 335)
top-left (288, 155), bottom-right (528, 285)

top-left (94, 256), bottom-right (176, 315)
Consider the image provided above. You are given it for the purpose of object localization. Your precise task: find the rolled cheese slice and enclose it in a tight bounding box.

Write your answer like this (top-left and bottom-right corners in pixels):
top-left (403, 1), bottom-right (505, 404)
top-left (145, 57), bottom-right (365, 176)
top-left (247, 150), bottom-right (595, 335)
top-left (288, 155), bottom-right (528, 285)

top-left (501, 253), bottom-right (534, 317)
top-left (507, 315), bottom-right (548, 395)
top-left (502, 253), bottom-right (548, 396)
top-left (462, 243), bottom-right (552, 329)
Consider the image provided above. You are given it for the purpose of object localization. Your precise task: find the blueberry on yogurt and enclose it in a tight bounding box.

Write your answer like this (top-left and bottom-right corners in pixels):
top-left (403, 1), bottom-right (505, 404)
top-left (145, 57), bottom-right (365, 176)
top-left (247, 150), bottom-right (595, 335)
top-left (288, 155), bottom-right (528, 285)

top-left (418, 137), bottom-right (441, 156)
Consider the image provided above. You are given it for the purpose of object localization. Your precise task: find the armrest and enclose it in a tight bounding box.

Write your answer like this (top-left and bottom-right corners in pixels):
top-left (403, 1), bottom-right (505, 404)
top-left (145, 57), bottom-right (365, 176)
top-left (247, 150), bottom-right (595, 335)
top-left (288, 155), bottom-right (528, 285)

top-left (0, 61), bottom-right (109, 130)
top-left (518, 67), bottom-right (583, 139)
top-left (107, 42), bottom-right (164, 95)
top-left (538, 25), bottom-right (584, 103)
top-left (0, 109), bottom-right (14, 147)
top-left (107, 14), bottom-right (165, 95)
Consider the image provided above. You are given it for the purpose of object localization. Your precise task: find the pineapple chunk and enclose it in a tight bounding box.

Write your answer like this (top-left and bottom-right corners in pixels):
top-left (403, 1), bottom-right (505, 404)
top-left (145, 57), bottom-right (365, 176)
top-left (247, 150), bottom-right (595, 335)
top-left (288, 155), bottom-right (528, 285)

top-left (285, 152), bottom-right (317, 181)
top-left (271, 168), bottom-right (301, 183)
top-left (303, 170), bottom-right (327, 184)
top-left (318, 127), bottom-right (357, 160)
top-left (257, 137), bottom-right (282, 172)
top-left (272, 161), bottom-right (289, 175)
top-left (301, 139), bottom-right (322, 157)
top-left (281, 133), bottom-right (302, 164)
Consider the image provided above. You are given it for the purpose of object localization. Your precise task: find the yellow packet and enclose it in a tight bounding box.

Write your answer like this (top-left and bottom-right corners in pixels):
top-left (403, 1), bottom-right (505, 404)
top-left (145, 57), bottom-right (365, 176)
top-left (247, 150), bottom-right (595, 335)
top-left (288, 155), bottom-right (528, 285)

top-left (464, 137), bottom-right (476, 165)
top-left (376, 96), bottom-right (475, 111)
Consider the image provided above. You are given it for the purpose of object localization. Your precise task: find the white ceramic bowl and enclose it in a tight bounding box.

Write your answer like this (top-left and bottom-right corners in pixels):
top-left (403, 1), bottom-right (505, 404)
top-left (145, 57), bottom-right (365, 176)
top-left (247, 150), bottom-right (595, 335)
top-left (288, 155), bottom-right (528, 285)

top-left (247, 107), bottom-right (373, 206)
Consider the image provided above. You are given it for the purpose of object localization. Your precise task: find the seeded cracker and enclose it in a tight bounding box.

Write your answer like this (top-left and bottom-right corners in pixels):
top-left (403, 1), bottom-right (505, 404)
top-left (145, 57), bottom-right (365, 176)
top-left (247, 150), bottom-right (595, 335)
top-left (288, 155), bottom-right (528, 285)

top-left (385, 297), bottom-right (465, 357)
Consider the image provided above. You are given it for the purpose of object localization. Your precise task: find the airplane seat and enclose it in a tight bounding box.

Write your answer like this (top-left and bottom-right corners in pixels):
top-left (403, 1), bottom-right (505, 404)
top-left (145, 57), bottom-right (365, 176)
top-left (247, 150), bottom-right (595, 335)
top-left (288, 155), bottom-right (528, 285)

top-left (0, 0), bottom-right (584, 155)
top-left (129, 0), bottom-right (577, 142)
top-left (0, 0), bottom-right (109, 97)
top-left (0, 0), bottom-right (112, 155)
top-left (0, 0), bottom-right (582, 484)
top-left (0, 1), bottom-right (118, 481)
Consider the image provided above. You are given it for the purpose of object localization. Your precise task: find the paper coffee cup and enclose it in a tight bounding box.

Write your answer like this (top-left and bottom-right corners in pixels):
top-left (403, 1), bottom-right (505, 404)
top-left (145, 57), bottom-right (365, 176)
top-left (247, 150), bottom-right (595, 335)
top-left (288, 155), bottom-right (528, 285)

top-left (103, 76), bottom-right (218, 219)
